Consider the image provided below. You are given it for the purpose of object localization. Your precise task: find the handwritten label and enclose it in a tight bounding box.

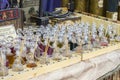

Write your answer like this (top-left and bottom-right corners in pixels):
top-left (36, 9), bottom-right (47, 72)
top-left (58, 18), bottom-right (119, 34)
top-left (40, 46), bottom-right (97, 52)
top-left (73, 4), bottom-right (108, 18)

top-left (0, 25), bottom-right (16, 39)
top-left (112, 12), bottom-right (118, 21)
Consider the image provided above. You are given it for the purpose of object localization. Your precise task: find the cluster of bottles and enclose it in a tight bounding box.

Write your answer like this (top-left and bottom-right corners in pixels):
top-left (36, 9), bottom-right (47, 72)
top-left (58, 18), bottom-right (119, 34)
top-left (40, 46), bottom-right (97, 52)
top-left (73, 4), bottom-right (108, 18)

top-left (0, 20), bottom-right (120, 77)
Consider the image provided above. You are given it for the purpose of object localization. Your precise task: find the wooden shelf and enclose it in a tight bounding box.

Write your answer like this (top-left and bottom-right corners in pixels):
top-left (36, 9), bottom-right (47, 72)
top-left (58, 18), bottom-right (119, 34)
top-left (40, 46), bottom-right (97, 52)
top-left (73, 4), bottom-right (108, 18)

top-left (83, 43), bottom-right (120, 60)
top-left (1, 54), bottom-right (81, 80)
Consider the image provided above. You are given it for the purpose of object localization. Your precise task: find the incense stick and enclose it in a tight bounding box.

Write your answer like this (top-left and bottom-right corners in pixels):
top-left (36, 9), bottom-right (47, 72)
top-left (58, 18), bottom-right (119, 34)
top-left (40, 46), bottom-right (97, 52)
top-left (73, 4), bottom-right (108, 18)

top-left (64, 34), bottom-right (68, 56)
top-left (19, 37), bottom-right (25, 61)
top-left (1, 50), bottom-right (6, 77)
top-left (33, 36), bottom-right (39, 55)
top-left (54, 34), bottom-right (58, 53)
top-left (44, 38), bottom-right (49, 57)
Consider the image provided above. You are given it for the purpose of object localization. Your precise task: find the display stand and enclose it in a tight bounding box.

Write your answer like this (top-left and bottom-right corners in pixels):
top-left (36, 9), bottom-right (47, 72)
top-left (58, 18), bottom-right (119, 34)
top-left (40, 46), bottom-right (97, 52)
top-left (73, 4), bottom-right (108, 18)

top-left (1, 13), bottom-right (120, 80)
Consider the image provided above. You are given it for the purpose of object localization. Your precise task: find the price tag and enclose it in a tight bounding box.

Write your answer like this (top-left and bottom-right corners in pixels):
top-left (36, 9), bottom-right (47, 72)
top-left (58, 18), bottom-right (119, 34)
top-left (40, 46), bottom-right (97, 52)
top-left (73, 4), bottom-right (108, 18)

top-left (112, 12), bottom-right (118, 21)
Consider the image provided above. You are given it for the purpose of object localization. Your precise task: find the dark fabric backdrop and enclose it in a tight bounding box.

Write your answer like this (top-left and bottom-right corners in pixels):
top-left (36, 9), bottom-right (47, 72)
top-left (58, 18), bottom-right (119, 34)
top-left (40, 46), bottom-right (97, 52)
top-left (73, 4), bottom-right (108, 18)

top-left (106, 0), bottom-right (119, 12)
top-left (42, 0), bottom-right (61, 12)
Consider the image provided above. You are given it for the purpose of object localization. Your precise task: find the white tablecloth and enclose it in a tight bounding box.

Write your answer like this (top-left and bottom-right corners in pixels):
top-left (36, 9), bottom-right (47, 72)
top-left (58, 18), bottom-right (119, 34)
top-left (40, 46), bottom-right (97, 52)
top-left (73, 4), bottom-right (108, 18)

top-left (30, 50), bottom-right (120, 80)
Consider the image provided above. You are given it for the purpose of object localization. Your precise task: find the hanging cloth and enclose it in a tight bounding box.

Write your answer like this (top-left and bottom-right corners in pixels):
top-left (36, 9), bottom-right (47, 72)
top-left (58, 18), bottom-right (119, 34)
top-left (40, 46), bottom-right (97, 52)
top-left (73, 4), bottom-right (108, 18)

top-left (41, 0), bottom-right (61, 12)
top-left (53, 0), bottom-right (61, 10)
top-left (41, 0), bottom-right (48, 12)
top-left (47, 0), bottom-right (54, 12)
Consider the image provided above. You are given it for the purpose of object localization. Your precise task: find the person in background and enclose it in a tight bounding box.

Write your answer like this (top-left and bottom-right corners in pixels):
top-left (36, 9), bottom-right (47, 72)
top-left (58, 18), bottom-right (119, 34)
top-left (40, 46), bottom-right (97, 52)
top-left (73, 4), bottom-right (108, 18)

top-left (8, 0), bottom-right (18, 8)
top-left (0, 0), bottom-right (9, 10)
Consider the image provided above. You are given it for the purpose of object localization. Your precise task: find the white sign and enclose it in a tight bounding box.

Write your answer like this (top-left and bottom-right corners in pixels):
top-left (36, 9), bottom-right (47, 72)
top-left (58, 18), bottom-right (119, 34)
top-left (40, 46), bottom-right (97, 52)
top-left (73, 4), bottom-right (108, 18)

top-left (0, 24), bottom-right (16, 39)
top-left (98, 0), bottom-right (103, 8)
top-left (112, 12), bottom-right (118, 21)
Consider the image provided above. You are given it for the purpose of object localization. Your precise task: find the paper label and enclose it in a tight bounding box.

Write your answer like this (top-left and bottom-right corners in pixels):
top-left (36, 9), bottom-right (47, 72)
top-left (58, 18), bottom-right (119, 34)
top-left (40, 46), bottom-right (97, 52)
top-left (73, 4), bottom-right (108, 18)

top-left (0, 24), bottom-right (16, 39)
top-left (119, 1), bottom-right (120, 6)
top-left (98, 0), bottom-right (103, 8)
top-left (112, 12), bottom-right (118, 21)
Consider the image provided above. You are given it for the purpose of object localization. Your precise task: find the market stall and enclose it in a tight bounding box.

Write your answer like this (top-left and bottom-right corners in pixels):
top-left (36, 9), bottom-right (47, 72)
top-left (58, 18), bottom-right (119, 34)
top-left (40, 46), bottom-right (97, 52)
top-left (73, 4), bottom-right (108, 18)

top-left (0, 12), bottom-right (120, 80)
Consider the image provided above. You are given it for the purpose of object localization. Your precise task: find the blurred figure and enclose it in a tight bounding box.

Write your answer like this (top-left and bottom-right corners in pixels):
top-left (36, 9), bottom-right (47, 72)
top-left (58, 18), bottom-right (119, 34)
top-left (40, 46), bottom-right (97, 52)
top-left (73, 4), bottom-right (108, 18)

top-left (0, 0), bottom-right (9, 10)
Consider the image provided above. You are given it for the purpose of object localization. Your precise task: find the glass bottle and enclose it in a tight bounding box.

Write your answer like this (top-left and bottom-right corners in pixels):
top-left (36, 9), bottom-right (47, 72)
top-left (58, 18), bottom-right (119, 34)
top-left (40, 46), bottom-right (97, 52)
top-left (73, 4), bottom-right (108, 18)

top-left (58, 37), bottom-right (64, 55)
top-left (40, 38), bottom-right (50, 64)
top-left (75, 37), bottom-right (83, 54)
top-left (12, 50), bottom-right (24, 72)
top-left (6, 36), bottom-right (15, 68)
top-left (52, 36), bottom-right (62, 61)
top-left (0, 48), bottom-right (8, 76)
top-left (100, 36), bottom-right (108, 46)
top-left (64, 34), bottom-right (72, 58)
top-left (26, 48), bottom-right (37, 68)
